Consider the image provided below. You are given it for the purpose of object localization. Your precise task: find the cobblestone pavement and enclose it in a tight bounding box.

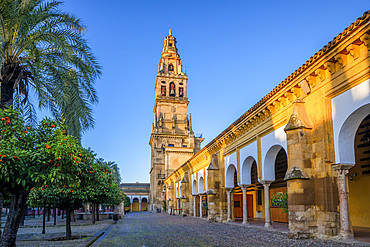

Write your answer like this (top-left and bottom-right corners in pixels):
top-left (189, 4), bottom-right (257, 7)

top-left (101, 212), bottom-right (367, 247)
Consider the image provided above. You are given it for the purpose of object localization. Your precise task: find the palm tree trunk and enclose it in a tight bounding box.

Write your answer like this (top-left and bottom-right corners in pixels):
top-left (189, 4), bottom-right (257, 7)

top-left (0, 79), bottom-right (14, 109)
top-left (0, 190), bottom-right (28, 247)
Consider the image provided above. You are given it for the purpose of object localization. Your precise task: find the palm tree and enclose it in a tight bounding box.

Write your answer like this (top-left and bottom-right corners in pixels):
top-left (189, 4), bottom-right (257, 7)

top-left (0, 0), bottom-right (101, 138)
top-left (0, 1), bottom-right (100, 246)
top-left (107, 161), bottom-right (122, 186)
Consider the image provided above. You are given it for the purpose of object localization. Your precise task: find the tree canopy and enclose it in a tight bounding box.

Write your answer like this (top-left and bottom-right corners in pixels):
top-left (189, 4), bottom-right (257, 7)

top-left (0, 0), bottom-right (101, 138)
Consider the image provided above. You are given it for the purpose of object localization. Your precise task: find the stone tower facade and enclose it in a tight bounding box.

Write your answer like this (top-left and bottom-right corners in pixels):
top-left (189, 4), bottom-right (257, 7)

top-left (149, 29), bottom-right (204, 212)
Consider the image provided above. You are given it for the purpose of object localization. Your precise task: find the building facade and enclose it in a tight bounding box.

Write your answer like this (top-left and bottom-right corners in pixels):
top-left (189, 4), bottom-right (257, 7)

top-left (120, 183), bottom-right (150, 212)
top-left (164, 12), bottom-right (370, 239)
top-left (149, 29), bottom-right (204, 212)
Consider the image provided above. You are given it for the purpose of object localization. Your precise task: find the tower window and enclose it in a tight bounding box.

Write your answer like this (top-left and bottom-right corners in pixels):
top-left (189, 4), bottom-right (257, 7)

top-left (161, 86), bottom-right (166, 96)
top-left (179, 87), bottom-right (184, 97)
top-left (169, 43), bottom-right (172, 46)
top-left (168, 64), bottom-right (174, 71)
top-left (168, 144), bottom-right (174, 147)
top-left (169, 82), bottom-right (175, 96)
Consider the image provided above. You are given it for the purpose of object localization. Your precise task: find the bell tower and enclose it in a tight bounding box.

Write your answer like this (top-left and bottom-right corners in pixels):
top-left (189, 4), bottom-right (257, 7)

top-left (149, 29), bottom-right (204, 212)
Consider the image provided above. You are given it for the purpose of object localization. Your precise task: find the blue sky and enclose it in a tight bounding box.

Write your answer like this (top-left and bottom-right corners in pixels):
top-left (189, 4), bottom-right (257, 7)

top-left (55, 1), bottom-right (369, 183)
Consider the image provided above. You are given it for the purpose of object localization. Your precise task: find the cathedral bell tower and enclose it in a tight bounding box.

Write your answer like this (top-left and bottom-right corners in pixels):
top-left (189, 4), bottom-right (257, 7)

top-left (149, 29), bottom-right (204, 212)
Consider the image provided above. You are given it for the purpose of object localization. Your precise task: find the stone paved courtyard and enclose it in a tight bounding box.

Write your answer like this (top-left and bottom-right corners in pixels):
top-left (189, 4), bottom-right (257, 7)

top-left (100, 212), bottom-right (368, 247)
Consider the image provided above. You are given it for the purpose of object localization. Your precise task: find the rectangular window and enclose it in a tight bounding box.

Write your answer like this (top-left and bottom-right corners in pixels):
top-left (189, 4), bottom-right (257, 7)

top-left (168, 144), bottom-right (174, 147)
top-left (257, 190), bottom-right (262, 205)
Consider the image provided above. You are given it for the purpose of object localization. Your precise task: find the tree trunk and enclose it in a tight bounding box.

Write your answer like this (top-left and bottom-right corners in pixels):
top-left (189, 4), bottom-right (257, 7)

top-left (0, 194), bottom-right (3, 238)
top-left (0, 78), bottom-right (14, 109)
top-left (53, 205), bottom-right (56, 226)
top-left (42, 203), bottom-right (46, 234)
top-left (92, 204), bottom-right (95, 224)
top-left (0, 190), bottom-right (28, 247)
top-left (96, 203), bottom-right (99, 222)
top-left (46, 205), bottom-right (50, 222)
top-left (19, 209), bottom-right (25, 226)
top-left (61, 210), bottom-right (64, 219)
top-left (70, 210), bottom-right (75, 222)
top-left (66, 209), bottom-right (72, 240)
top-left (37, 207), bottom-right (39, 217)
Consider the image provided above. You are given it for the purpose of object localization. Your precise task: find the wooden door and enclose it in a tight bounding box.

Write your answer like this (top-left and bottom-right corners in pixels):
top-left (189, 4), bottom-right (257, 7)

top-left (234, 194), bottom-right (243, 218)
top-left (247, 194), bottom-right (253, 218)
top-left (270, 187), bottom-right (288, 223)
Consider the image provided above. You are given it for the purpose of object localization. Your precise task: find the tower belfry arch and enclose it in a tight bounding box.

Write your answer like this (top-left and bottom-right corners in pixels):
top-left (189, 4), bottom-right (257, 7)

top-left (149, 29), bottom-right (204, 212)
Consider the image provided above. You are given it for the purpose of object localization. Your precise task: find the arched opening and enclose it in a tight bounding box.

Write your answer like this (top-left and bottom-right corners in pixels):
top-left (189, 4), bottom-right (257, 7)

top-left (225, 164), bottom-right (236, 188)
top-left (198, 177), bottom-right (205, 193)
top-left (169, 82), bottom-right (175, 96)
top-left (241, 156), bottom-right (259, 219)
top-left (179, 87), bottom-right (184, 97)
top-left (233, 169), bottom-right (243, 220)
top-left (348, 114), bottom-right (370, 237)
top-left (161, 85), bottom-right (166, 96)
top-left (141, 198), bottom-right (148, 211)
top-left (270, 147), bottom-right (288, 223)
top-left (168, 63), bottom-right (174, 71)
top-left (132, 197), bottom-right (139, 212)
top-left (192, 180), bottom-right (197, 195)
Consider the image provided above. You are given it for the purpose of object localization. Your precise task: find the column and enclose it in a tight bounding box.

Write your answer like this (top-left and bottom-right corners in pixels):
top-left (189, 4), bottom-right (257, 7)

top-left (193, 195), bottom-right (197, 217)
top-left (240, 184), bottom-right (249, 225)
top-left (261, 180), bottom-right (273, 228)
top-left (130, 195), bottom-right (133, 212)
top-left (332, 164), bottom-right (354, 239)
top-left (199, 194), bottom-right (203, 218)
top-left (226, 188), bottom-right (233, 222)
top-left (139, 196), bottom-right (142, 211)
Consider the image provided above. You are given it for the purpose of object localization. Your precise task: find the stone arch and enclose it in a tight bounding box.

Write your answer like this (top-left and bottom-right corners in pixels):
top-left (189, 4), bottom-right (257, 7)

top-left (192, 179), bottom-right (197, 195)
top-left (198, 177), bottom-right (205, 193)
top-left (337, 104), bottom-right (370, 164)
top-left (142, 198), bottom-right (148, 203)
top-left (226, 164), bottom-right (236, 188)
top-left (241, 156), bottom-right (257, 185)
top-left (132, 197), bottom-right (139, 203)
top-left (262, 145), bottom-right (286, 181)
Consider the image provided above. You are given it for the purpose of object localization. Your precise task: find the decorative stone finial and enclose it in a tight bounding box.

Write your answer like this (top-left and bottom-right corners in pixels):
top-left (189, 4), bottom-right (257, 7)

top-left (169, 28), bottom-right (172, 36)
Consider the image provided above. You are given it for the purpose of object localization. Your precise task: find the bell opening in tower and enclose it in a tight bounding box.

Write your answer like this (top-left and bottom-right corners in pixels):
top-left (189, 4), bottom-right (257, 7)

top-left (170, 82), bottom-right (176, 96)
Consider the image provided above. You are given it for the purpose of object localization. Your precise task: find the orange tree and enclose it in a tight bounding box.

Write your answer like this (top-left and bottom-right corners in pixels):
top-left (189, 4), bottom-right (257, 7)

top-left (0, 108), bottom-right (87, 246)
top-left (83, 158), bottom-right (122, 224)
top-left (0, 108), bottom-right (57, 246)
top-left (29, 133), bottom-right (95, 240)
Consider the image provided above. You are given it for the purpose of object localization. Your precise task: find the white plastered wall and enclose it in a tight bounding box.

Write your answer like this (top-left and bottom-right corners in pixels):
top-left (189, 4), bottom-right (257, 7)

top-left (331, 79), bottom-right (370, 164)
top-left (261, 126), bottom-right (287, 181)
top-left (240, 141), bottom-right (258, 184)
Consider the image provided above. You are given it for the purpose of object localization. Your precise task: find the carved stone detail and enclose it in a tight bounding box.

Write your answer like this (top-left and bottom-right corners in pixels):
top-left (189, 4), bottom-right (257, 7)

top-left (315, 69), bottom-right (326, 82)
top-left (360, 33), bottom-right (370, 50)
top-left (324, 61), bottom-right (336, 75)
top-left (346, 44), bottom-right (360, 59)
top-left (334, 53), bottom-right (348, 68)
top-left (306, 75), bottom-right (317, 88)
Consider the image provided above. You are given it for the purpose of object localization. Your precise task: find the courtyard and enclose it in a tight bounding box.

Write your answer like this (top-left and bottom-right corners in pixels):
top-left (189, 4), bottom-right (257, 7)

top-left (98, 212), bottom-right (368, 247)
